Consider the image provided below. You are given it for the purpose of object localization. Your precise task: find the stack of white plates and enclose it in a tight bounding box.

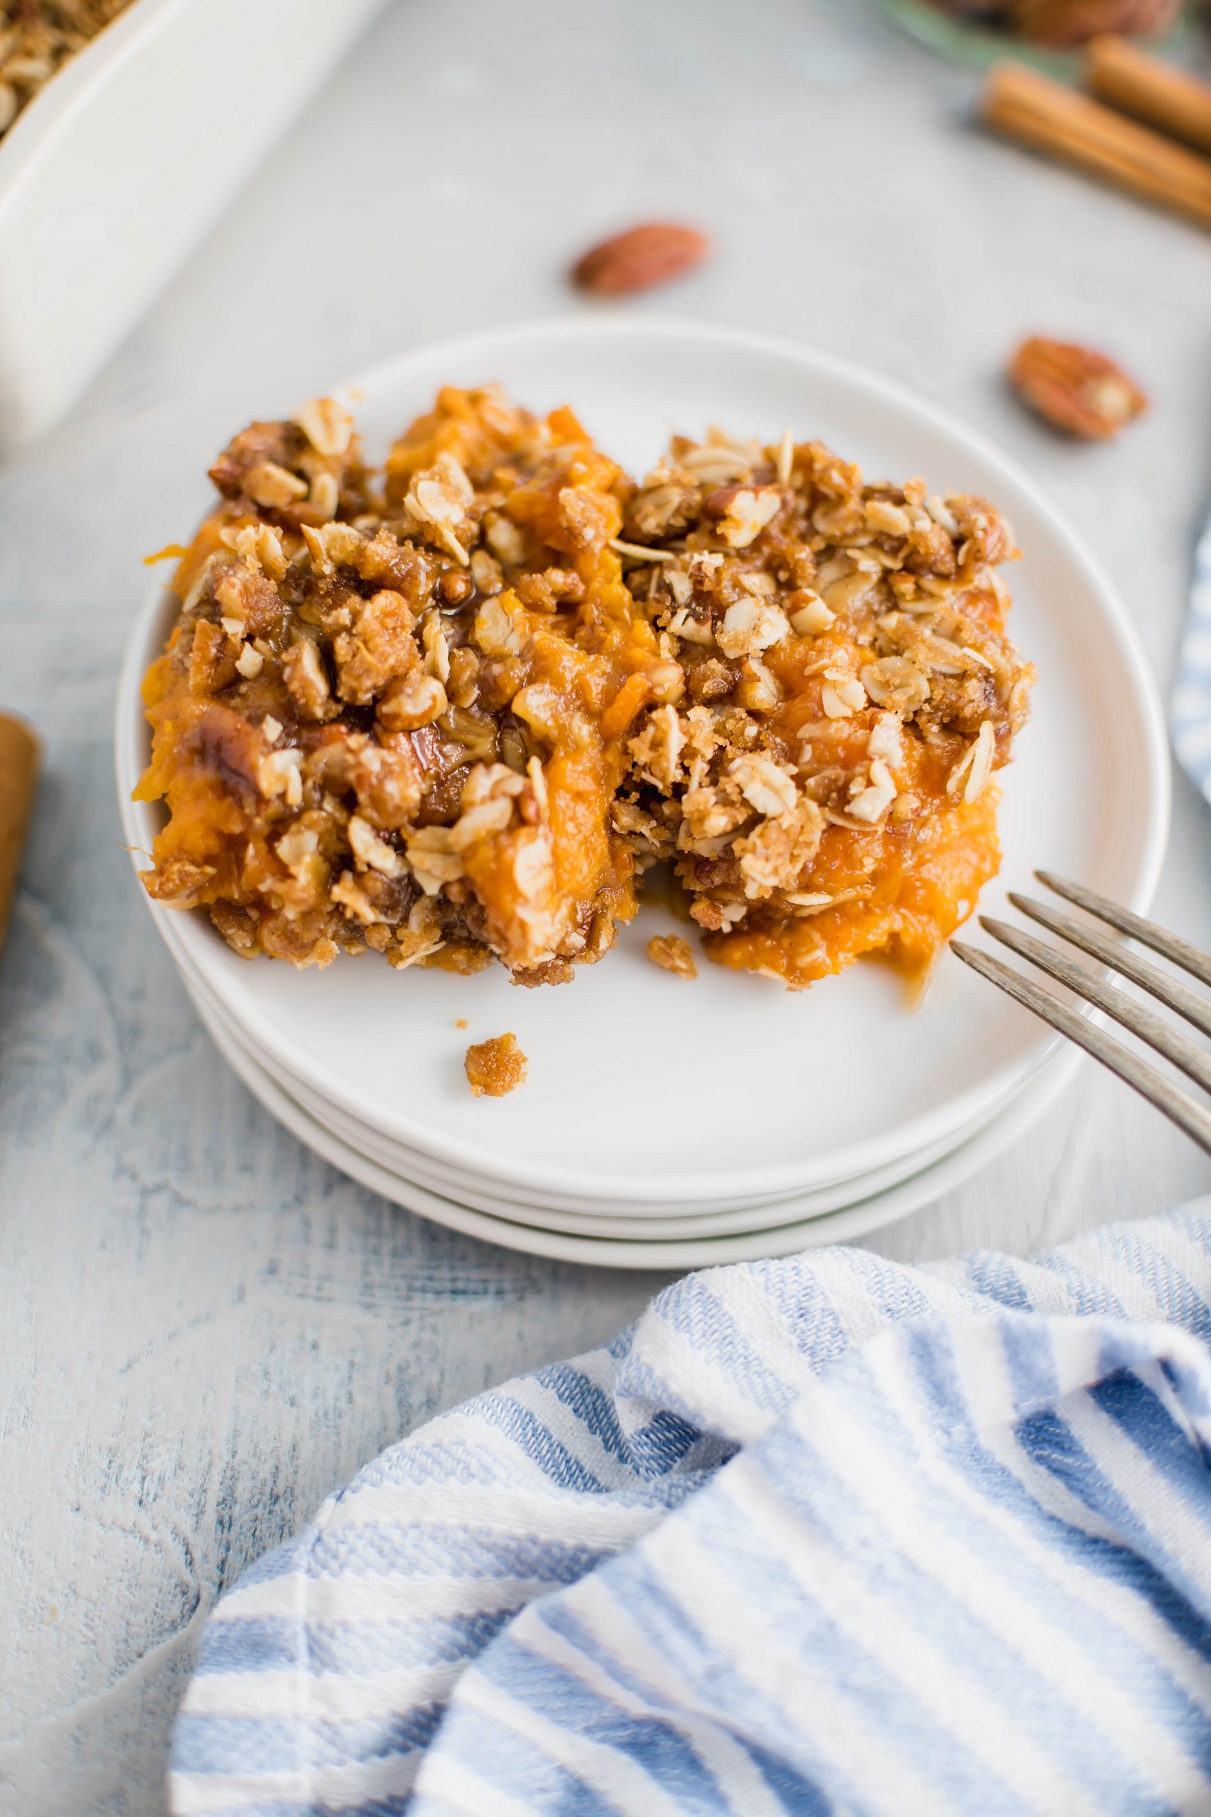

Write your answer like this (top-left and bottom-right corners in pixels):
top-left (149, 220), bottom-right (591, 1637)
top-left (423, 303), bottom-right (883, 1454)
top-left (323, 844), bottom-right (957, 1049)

top-left (114, 319), bottom-right (1168, 1268)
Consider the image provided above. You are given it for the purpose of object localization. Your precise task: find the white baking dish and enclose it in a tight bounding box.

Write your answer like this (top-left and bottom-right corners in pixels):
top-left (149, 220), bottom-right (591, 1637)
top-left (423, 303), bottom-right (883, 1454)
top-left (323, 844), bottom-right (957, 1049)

top-left (0, 0), bottom-right (384, 456)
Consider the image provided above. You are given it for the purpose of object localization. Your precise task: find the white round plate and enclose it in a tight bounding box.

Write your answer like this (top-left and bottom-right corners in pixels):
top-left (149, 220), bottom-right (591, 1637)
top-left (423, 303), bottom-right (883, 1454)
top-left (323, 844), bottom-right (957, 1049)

top-left (116, 317), bottom-right (1168, 1209)
top-left (183, 966), bottom-right (1047, 1235)
top-left (286, 1064), bottom-right (1001, 1228)
top-left (195, 990), bottom-right (1081, 1268)
top-left (164, 928), bottom-right (981, 1221)
top-left (170, 922), bottom-right (1020, 1221)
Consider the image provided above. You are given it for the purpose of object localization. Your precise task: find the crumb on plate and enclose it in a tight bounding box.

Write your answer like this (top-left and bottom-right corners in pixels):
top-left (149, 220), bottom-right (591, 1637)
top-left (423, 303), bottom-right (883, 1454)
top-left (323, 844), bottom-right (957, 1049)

top-left (646, 933), bottom-right (698, 979)
top-left (465, 1032), bottom-right (527, 1098)
top-left (455, 1017), bottom-right (468, 1029)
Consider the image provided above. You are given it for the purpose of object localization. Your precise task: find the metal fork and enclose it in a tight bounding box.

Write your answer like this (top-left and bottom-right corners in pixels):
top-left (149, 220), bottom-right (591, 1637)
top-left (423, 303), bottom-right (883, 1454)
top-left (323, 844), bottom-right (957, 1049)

top-left (951, 874), bottom-right (1211, 1156)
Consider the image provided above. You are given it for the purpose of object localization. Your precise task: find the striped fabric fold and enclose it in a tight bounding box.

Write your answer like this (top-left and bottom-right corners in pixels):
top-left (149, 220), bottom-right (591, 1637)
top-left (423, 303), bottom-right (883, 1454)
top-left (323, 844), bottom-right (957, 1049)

top-left (170, 1204), bottom-right (1211, 1816)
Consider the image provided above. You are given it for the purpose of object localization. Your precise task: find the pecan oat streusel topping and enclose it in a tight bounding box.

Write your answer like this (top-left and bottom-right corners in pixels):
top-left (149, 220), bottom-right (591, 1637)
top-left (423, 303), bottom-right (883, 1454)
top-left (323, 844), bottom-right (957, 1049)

top-left (137, 386), bottom-right (663, 983)
top-left (137, 390), bottom-right (1034, 994)
top-left (611, 426), bottom-right (1035, 989)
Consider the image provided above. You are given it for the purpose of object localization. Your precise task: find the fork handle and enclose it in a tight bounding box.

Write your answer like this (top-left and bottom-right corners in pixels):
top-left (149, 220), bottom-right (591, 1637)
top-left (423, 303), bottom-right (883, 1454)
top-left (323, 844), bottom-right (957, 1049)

top-left (951, 940), bottom-right (1211, 1158)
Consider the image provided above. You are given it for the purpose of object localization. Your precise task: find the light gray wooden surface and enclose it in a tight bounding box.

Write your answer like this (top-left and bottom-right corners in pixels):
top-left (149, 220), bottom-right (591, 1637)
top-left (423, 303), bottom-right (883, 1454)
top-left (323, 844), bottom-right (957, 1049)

top-left (3, 1), bottom-right (1211, 1810)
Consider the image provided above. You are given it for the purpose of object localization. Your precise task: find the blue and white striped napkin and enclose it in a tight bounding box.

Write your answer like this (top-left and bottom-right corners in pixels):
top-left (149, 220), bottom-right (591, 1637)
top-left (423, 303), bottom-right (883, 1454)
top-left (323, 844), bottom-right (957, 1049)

top-left (170, 1206), bottom-right (1211, 1817)
top-left (1173, 516), bottom-right (1211, 801)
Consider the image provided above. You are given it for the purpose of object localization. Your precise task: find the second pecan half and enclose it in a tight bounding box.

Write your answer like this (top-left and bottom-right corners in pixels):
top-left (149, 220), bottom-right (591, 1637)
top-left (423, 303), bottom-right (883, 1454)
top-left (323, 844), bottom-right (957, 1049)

top-left (1008, 336), bottom-right (1148, 439)
top-left (571, 223), bottom-right (709, 298)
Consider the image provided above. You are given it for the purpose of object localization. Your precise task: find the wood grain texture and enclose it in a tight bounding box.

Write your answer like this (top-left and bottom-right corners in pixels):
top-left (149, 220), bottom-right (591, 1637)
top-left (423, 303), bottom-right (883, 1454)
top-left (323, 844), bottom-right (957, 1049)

top-left (3, 2), bottom-right (1211, 1811)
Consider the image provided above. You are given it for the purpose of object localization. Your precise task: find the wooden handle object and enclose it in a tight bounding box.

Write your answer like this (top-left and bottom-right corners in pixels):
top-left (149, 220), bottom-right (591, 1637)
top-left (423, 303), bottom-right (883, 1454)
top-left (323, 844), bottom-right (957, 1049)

top-left (1087, 35), bottom-right (1211, 157)
top-left (0, 713), bottom-right (40, 961)
top-left (981, 60), bottom-right (1211, 232)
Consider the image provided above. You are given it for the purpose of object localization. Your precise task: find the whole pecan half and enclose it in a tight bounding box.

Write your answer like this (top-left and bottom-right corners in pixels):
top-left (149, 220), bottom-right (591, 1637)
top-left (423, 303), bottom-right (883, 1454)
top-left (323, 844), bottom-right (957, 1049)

top-left (1007, 0), bottom-right (1181, 47)
top-left (1008, 337), bottom-right (1148, 439)
top-left (571, 223), bottom-right (708, 297)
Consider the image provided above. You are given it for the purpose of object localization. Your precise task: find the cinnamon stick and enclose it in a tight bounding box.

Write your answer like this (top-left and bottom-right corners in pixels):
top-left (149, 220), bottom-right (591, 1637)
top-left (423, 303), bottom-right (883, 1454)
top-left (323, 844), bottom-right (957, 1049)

top-left (0, 712), bottom-right (39, 962)
top-left (981, 60), bottom-right (1211, 232)
top-left (1087, 35), bottom-right (1211, 157)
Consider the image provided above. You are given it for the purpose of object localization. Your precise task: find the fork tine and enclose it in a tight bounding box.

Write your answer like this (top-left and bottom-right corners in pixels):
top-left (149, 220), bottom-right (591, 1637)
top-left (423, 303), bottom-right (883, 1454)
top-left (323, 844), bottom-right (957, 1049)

top-left (980, 916), bottom-right (1211, 1095)
top-left (950, 940), bottom-right (1211, 1156)
top-left (1007, 893), bottom-right (1211, 1042)
top-left (1037, 871), bottom-right (1211, 992)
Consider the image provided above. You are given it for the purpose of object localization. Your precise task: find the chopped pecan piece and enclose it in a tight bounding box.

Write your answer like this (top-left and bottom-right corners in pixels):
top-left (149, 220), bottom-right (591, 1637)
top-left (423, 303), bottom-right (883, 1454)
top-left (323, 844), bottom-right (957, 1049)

top-left (282, 638), bottom-right (332, 720)
top-left (186, 704), bottom-right (264, 803)
top-left (646, 934), bottom-right (698, 979)
top-left (333, 591), bottom-right (416, 703)
top-left (188, 621), bottom-right (239, 697)
top-left (209, 420), bottom-right (309, 500)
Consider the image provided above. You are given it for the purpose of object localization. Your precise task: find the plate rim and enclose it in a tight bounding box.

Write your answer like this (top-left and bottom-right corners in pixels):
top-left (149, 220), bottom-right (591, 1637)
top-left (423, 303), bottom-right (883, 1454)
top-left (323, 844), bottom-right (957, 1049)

top-left (114, 313), bottom-right (1170, 1198)
top-left (184, 960), bottom-right (1029, 1230)
top-left (159, 907), bottom-right (1014, 1216)
top-left (194, 986), bottom-right (1083, 1268)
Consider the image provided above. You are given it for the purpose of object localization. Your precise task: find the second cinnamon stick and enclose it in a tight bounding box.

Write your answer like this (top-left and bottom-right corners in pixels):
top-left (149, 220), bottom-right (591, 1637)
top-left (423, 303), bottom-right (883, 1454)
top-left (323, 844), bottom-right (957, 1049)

top-left (982, 60), bottom-right (1211, 233)
top-left (1087, 35), bottom-right (1211, 158)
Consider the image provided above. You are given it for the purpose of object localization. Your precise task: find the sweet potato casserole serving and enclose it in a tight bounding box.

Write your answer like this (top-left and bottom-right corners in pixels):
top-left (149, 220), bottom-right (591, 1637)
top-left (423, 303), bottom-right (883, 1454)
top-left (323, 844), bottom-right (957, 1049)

top-left (136, 386), bottom-right (1034, 991)
top-left (613, 426), bottom-right (1035, 987)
